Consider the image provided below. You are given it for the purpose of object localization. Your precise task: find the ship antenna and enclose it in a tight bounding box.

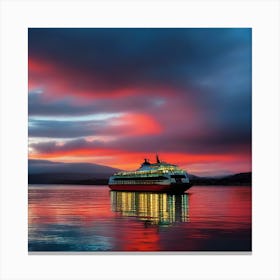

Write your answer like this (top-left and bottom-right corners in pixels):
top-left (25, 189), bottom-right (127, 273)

top-left (156, 153), bottom-right (160, 163)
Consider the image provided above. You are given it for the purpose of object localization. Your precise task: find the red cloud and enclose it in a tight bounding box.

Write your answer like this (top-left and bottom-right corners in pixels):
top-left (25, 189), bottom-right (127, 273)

top-left (28, 58), bottom-right (176, 101)
top-left (106, 113), bottom-right (162, 136)
top-left (29, 57), bottom-right (133, 99)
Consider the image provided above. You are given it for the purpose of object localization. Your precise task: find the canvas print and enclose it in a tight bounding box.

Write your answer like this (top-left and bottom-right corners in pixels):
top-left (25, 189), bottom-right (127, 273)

top-left (28, 28), bottom-right (252, 252)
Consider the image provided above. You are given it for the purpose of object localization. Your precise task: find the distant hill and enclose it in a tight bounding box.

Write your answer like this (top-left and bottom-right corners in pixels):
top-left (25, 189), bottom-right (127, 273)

top-left (28, 160), bottom-right (251, 186)
top-left (190, 172), bottom-right (252, 186)
top-left (28, 159), bottom-right (120, 184)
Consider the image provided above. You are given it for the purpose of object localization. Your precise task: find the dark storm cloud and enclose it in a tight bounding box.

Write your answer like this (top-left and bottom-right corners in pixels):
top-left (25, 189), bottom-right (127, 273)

top-left (31, 138), bottom-right (104, 153)
top-left (30, 126), bottom-right (251, 156)
top-left (28, 119), bottom-right (105, 138)
top-left (28, 28), bottom-right (251, 93)
top-left (28, 92), bottom-right (96, 116)
top-left (28, 90), bottom-right (163, 117)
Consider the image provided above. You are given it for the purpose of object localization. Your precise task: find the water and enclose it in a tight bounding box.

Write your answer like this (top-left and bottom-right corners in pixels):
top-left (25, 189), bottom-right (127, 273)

top-left (28, 185), bottom-right (251, 252)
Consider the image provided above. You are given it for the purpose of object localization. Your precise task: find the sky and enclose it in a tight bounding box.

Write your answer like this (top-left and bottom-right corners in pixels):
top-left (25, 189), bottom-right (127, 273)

top-left (28, 28), bottom-right (252, 176)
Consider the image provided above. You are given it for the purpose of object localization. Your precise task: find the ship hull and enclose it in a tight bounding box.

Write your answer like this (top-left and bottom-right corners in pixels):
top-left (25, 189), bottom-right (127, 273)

top-left (108, 182), bottom-right (192, 193)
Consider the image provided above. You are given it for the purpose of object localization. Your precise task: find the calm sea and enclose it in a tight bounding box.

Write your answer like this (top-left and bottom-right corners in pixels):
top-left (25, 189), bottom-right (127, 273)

top-left (28, 185), bottom-right (251, 252)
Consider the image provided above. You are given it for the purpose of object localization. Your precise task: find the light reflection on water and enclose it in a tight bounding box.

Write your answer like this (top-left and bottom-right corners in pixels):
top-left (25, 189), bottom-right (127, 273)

top-left (28, 185), bottom-right (251, 252)
top-left (111, 191), bottom-right (189, 226)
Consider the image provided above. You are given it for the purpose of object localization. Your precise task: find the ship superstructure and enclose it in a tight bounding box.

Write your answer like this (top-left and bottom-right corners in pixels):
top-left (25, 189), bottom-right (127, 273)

top-left (108, 155), bottom-right (192, 193)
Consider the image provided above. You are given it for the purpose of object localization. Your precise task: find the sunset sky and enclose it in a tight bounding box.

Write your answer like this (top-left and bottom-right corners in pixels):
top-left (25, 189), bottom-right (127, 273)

top-left (28, 28), bottom-right (251, 176)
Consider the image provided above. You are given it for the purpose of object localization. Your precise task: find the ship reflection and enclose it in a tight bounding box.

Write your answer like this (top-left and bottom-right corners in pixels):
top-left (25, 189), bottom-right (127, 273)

top-left (110, 191), bottom-right (190, 226)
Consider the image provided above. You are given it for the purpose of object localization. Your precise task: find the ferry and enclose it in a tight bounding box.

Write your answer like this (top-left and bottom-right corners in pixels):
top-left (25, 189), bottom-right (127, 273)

top-left (108, 155), bottom-right (192, 193)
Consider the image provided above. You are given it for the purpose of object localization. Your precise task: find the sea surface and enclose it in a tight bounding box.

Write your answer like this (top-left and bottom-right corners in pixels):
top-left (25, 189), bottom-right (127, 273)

top-left (28, 185), bottom-right (251, 252)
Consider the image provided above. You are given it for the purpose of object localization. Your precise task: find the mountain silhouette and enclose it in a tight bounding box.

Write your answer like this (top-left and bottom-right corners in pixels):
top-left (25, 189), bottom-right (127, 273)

top-left (28, 159), bottom-right (121, 184)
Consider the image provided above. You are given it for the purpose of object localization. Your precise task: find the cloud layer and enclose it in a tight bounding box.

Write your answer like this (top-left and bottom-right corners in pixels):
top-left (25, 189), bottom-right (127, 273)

top-left (28, 28), bottom-right (252, 176)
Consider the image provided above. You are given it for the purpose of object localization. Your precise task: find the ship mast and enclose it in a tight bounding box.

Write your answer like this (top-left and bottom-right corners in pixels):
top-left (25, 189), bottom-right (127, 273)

top-left (156, 154), bottom-right (160, 163)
